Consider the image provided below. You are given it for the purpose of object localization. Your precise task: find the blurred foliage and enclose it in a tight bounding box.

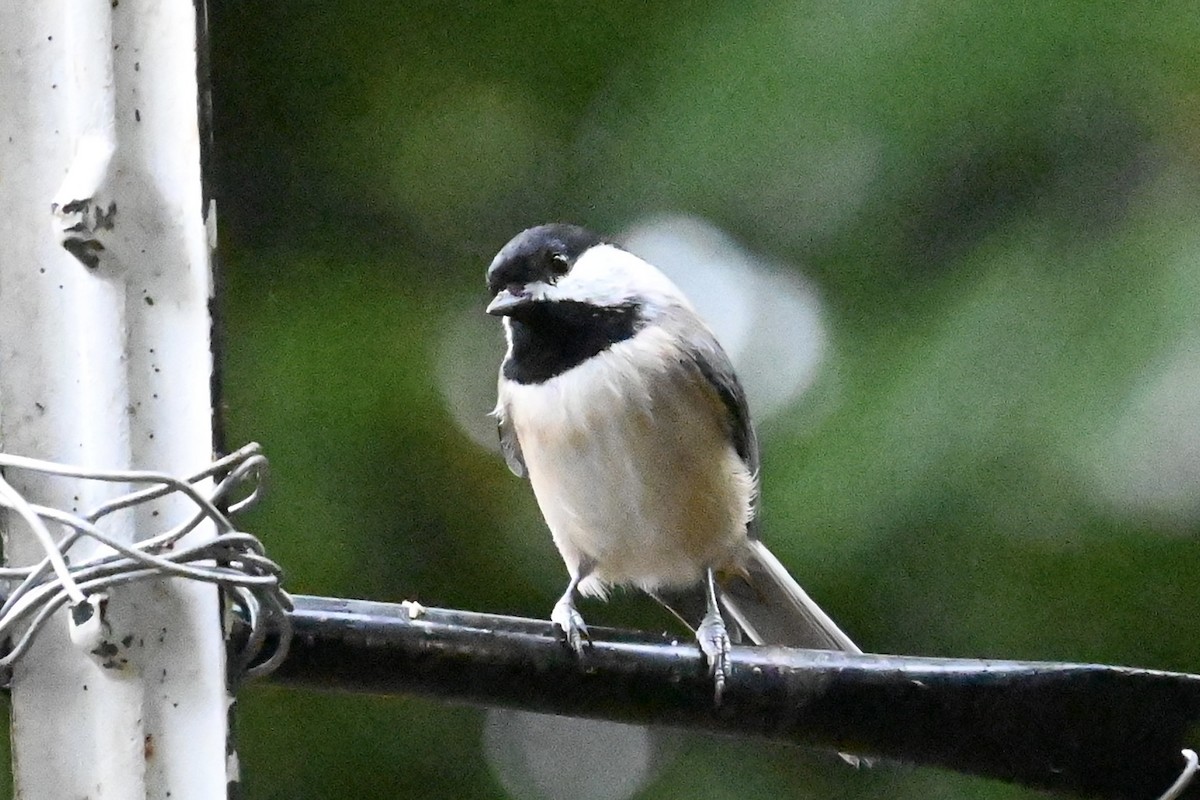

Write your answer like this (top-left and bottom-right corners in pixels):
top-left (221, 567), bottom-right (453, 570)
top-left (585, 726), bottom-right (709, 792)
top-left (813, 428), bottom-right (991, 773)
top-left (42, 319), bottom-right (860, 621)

top-left (199, 1), bottom-right (1200, 798)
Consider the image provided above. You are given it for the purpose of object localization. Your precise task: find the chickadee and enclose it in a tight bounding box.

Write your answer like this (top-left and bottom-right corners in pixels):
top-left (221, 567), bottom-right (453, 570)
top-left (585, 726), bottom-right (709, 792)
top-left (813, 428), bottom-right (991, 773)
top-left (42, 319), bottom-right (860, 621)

top-left (487, 223), bottom-right (860, 696)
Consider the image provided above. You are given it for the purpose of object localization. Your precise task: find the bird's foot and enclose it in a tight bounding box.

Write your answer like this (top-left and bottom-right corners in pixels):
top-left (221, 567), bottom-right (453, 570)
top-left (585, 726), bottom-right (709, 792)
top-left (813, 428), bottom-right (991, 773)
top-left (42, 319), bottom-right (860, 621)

top-left (696, 612), bottom-right (732, 704)
top-left (551, 597), bottom-right (589, 656)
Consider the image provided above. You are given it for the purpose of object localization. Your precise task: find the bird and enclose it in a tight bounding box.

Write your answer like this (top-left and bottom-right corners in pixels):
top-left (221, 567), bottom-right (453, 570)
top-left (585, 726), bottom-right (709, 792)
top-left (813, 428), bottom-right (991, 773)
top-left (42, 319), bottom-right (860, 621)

top-left (486, 222), bottom-right (860, 699)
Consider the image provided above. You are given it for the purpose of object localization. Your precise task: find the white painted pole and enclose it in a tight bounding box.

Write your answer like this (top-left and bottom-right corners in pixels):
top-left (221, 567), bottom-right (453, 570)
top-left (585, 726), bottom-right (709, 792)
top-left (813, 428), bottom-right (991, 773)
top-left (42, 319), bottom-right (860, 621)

top-left (0, 1), bottom-right (231, 798)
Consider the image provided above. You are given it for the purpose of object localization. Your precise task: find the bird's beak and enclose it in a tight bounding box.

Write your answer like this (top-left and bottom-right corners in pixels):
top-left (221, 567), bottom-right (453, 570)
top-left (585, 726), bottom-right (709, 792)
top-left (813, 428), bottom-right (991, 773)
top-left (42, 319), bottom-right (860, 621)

top-left (487, 286), bottom-right (533, 316)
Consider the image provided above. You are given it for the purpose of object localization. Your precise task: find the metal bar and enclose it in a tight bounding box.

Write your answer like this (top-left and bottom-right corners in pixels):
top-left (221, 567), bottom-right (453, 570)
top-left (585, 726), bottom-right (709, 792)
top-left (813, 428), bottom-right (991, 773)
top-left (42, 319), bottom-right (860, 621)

top-left (267, 595), bottom-right (1200, 800)
top-left (0, 0), bottom-right (231, 797)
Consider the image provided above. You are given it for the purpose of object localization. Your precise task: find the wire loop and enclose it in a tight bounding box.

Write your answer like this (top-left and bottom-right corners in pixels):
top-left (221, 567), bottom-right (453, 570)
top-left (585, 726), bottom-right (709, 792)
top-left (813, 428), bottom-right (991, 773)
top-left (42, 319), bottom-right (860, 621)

top-left (0, 443), bottom-right (290, 679)
top-left (1158, 749), bottom-right (1198, 800)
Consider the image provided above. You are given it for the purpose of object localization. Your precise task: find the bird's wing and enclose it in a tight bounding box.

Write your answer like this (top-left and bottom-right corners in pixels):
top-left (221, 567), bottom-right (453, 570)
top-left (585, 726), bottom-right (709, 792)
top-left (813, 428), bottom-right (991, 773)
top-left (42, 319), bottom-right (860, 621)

top-left (684, 331), bottom-right (757, 470)
top-left (671, 316), bottom-right (860, 652)
top-left (680, 328), bottom-right (761, 537)
top-left (495, 400), bottom-right (526, 478)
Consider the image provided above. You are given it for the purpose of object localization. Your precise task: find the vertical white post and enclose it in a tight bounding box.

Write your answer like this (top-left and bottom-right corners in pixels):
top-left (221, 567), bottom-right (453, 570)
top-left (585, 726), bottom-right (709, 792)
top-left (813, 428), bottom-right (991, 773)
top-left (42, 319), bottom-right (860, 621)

top-left (0, 1), bottom-right (231, 798)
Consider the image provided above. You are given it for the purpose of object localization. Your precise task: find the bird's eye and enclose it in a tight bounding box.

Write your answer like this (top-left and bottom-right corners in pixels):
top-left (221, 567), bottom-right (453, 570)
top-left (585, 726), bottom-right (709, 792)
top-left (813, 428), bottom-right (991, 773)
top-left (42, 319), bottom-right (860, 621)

top-left (547, 252), bottom-right (570, 277)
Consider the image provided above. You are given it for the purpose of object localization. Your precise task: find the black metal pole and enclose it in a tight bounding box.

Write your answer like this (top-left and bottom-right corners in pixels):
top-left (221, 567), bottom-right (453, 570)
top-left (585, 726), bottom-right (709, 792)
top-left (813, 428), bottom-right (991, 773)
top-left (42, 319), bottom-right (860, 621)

top-left (264, 595), bottom-right (1200, 800)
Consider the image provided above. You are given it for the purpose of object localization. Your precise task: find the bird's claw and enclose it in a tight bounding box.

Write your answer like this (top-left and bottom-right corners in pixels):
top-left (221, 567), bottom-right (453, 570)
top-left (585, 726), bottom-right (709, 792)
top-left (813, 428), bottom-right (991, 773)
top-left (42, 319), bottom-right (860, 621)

top-left (551, 598), bottom-right (589, 656)
top-left (697, 613), bottom-right (732, 704)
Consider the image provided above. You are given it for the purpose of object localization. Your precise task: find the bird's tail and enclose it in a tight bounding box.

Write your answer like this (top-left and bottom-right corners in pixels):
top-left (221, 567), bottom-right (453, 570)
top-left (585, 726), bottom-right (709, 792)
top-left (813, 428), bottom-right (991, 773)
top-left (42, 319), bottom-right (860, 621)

top-left (718, 539), bottom-right (860, 652)
top-left (722, 540), bottom-right (869, 767)
top-left (652, 541), bottom-right (866, 767)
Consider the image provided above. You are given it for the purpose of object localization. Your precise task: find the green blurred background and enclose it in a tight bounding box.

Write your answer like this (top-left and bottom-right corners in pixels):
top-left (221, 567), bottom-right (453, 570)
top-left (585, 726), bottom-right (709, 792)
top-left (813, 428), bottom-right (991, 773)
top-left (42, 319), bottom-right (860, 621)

top-left (205, 2), bottom-right (1200, 798)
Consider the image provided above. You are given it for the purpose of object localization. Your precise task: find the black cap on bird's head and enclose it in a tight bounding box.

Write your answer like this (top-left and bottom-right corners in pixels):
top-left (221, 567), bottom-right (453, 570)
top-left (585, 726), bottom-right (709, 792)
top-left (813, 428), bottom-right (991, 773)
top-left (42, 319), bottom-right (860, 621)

top-left (486, 224), bottom-right (604, 316)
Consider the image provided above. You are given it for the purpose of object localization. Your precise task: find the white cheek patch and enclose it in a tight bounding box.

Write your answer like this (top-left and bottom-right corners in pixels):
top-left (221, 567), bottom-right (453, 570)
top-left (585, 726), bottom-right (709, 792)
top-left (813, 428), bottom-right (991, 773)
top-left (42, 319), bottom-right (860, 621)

top-left (550, 245), bottom-right (693, 311)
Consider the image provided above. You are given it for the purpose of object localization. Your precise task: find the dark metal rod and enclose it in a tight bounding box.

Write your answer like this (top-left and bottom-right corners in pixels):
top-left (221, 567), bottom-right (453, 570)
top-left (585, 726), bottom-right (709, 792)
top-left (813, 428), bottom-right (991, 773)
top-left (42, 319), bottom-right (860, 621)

top-left (265, 595), bottom-right (1200, 800)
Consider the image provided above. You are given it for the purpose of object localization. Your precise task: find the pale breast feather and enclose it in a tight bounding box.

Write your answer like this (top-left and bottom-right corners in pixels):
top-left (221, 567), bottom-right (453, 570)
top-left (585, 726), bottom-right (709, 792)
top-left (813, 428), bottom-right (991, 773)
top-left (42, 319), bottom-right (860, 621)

top-left (500, 325), bottom-right (756, 591)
